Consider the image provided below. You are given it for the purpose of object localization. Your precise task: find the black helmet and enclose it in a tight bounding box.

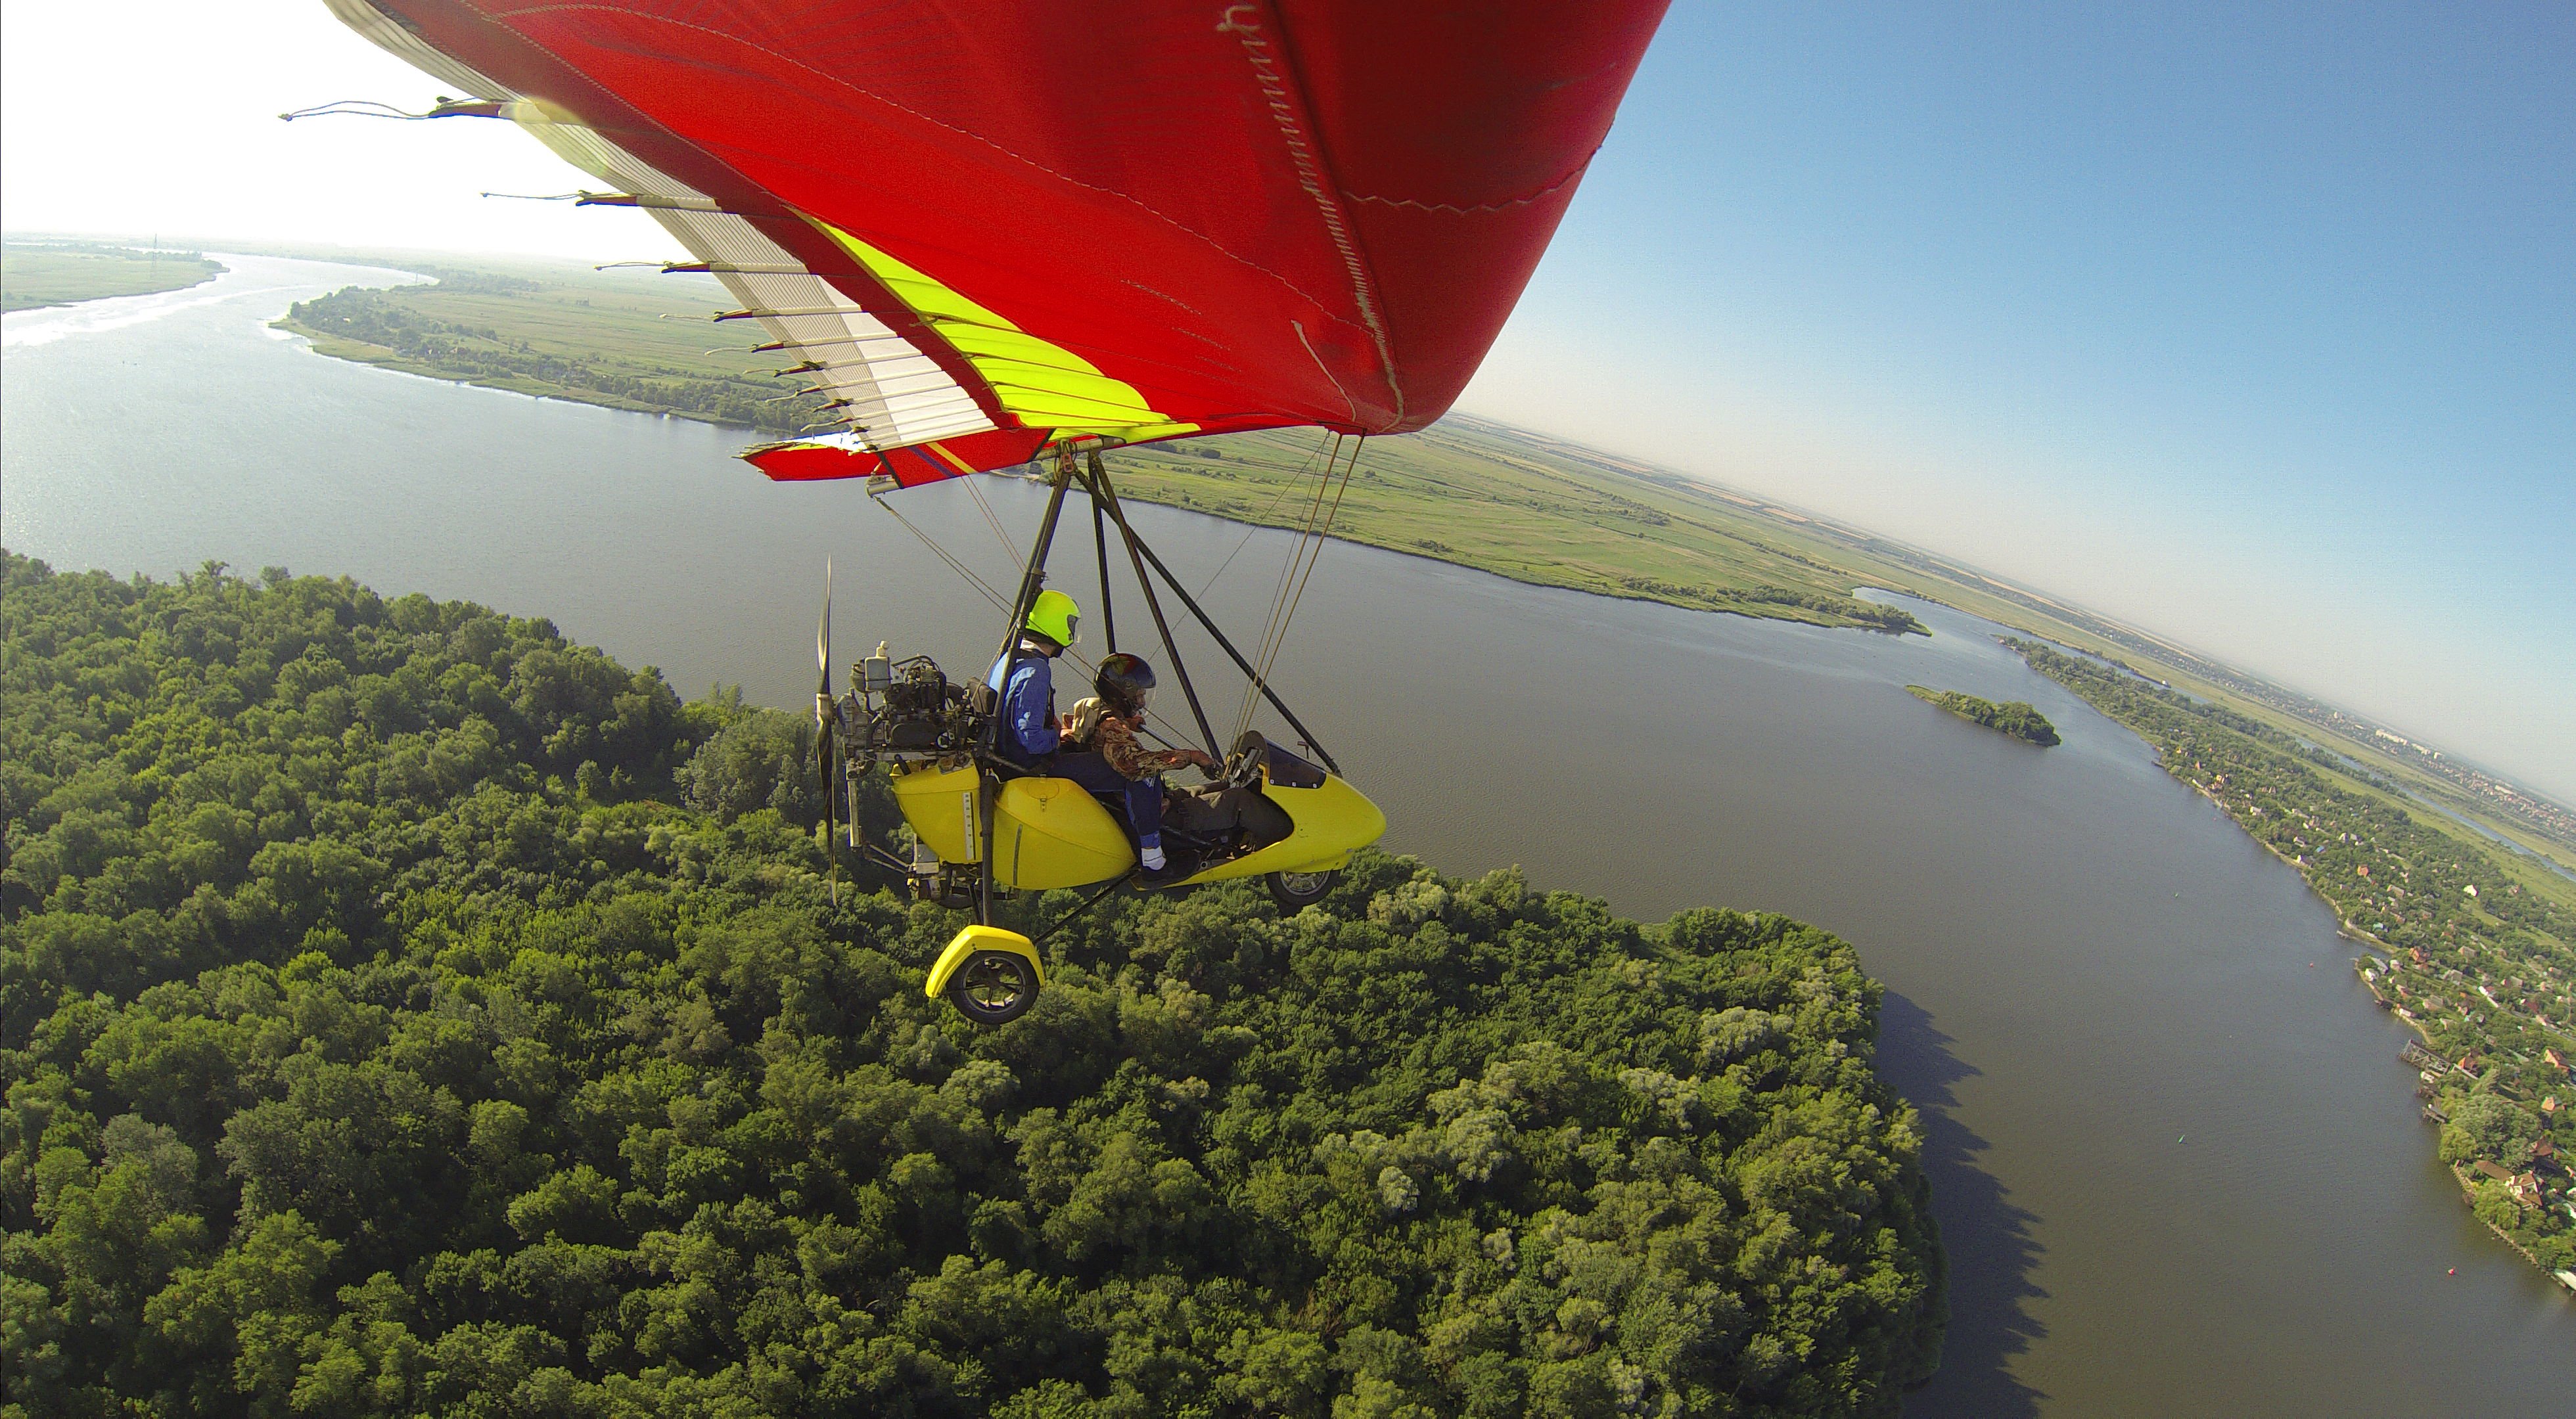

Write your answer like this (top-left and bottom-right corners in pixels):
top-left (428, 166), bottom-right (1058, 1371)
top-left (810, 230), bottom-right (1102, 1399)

top-left (1094, 652), bottom-right (1156, 713)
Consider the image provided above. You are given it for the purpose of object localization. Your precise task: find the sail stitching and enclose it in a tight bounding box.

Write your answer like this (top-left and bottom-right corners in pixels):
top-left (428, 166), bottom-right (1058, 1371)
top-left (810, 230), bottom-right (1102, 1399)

top-left (1215, 3), bottom-right (1404, 426)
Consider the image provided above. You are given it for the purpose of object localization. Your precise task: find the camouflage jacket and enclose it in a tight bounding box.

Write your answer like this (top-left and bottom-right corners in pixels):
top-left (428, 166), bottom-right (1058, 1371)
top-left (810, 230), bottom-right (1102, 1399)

top-left (1077, 702), bottom-right (1195, 778)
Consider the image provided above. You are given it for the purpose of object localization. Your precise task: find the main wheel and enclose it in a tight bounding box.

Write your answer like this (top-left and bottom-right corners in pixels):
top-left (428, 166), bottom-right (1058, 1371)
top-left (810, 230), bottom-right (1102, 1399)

top-left (1266, 868), bottom-right (1340, 912)
top-left (948, 949), bottom-right (1040, 1025)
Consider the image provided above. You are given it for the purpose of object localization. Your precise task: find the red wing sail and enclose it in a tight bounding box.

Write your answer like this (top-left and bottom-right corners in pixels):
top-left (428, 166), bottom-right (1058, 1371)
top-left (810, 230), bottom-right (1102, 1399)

top-left (325, 0), bottom-right (1670, 486)
top-left (750, 430), bottom-right (1053, 486)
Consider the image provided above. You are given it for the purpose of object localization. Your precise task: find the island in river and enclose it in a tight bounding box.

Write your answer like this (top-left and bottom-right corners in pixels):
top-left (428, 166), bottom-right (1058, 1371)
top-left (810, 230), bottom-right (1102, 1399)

top-left (1, 242), bottom-right (225, 311)
top-left (0, 552), bottom-right (1943, 1415)
top-left (1904, 686), bottom-right (2060, 745)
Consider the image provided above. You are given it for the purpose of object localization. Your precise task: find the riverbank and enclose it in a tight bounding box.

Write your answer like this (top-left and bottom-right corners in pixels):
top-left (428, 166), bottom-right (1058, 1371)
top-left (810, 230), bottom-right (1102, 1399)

top-left (2449, 1165), bottom-right (2559, 1276)
top-left (1067, 420), bottom-right (1931, 633)
top-left (2012, 638), bottom-right (2576, 1282)
top-left (270, 263), bottom-right (1931, 633)
top-left (1, 242), bottom-right (224, 311)
top-left (2368, 964), bottom-right (2575, 1284)
top-left (271, 268), bottom-right (830, 434)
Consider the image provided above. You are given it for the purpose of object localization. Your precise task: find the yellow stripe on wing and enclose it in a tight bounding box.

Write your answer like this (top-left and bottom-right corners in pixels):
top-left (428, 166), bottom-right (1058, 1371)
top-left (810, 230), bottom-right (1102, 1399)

top-left (804, 215), bottom-right (1199, 445)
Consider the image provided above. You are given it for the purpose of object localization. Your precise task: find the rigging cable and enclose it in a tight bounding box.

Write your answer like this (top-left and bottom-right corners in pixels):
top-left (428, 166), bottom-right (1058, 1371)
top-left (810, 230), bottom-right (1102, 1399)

top-left (1231, 432), bottom-right (1343, 740)
top-left (277, 97), bottom-right (504, 122)
top-left (869, 489), bottom-right (1013, 616)
top-left (959, 474), bottom-right (1024, 566)
top-left (1233, 432), bottom-right (1358, 742)
top-left (1259, 436), bottom-right (1360, 703)
top-left (1239, 433), bottom-right (1341, 706)
top-left (1251, 436), bottom-right (1359, 737)
top-left (1193, 427), bottom-right (1341, 598)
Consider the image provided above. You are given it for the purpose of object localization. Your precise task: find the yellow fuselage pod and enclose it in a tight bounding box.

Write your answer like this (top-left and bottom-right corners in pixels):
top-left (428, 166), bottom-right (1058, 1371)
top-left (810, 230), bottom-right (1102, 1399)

top-left (889, 761), bottom-right (982, 862)
top-left (993, 776), bottom-right (1136, 889)
top-left (888, 762), bottom-right (1387, 891)
top-left (1181, 773), bottom-right (1387, 885)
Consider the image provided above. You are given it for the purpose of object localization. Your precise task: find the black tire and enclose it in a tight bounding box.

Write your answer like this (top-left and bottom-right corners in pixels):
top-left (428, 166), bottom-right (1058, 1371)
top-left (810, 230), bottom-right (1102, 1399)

top-left (948, 949), bottom-right (1040, 1025)
top-left (1266, 868), bottom-right (1340, 912)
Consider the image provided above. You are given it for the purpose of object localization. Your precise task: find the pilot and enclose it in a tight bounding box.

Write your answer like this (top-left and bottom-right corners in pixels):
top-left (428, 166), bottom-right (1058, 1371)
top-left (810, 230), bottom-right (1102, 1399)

top-left (1058, 652), bottom-right (1216, 878)
top-left (986, 589), bottom-right (1080, 770)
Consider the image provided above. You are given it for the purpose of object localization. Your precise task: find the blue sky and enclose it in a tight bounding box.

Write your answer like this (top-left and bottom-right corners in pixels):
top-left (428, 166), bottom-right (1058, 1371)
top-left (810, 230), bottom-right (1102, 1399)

top-left (1458, 4), bottom-right (2575, 800)
top-left (3, 3), bottom-right (2567, 798)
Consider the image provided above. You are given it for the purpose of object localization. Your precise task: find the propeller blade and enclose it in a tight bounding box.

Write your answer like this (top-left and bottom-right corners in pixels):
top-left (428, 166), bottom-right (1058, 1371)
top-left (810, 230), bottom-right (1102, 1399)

top-left (815, 556), bottom-right (833, 702)
top-left (817, 721), bottom-right (838, 822)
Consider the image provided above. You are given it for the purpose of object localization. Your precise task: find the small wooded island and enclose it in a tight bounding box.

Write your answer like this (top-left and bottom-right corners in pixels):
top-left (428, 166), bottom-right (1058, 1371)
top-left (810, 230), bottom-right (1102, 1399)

top-left (1905, 686), bottom-right (2061, 746)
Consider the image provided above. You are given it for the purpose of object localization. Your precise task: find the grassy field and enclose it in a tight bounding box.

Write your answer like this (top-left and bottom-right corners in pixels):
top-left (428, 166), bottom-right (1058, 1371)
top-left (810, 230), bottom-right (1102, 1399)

top-left (1105, 420), bottom-right (1925, 632)
top-left (272, 256), bottom-right (2575, 871)
top-left (269, 261), bottom-right (1923, 631)
top-left (1, 243), bottom-right (224, 311)
top-left (273, 262), bottom-right (831, 434)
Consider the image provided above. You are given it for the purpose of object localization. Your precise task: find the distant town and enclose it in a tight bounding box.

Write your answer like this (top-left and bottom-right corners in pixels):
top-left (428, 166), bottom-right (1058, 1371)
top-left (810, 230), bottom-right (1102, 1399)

top-left (1992, 597), bottom-right (2575, 852)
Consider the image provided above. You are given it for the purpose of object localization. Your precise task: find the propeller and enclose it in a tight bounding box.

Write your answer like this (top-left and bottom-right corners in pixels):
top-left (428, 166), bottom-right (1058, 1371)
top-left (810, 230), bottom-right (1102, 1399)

top-left (816, 556), bottom-right (834, 704)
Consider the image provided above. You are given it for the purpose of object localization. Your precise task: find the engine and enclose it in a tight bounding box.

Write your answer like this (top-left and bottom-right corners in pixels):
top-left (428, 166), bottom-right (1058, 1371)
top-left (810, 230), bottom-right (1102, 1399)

top-left (836, 645), bottom-right (980, 764)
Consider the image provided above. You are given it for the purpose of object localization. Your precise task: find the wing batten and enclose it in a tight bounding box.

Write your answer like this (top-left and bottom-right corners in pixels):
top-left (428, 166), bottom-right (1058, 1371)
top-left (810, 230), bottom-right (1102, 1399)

top-left (328, 0), bottom-right (1015, 463)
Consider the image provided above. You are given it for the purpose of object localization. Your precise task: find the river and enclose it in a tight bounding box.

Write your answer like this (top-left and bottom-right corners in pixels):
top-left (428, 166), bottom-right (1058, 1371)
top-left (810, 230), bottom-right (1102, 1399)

top-left (6, 254), bottom-right (2569, 1413)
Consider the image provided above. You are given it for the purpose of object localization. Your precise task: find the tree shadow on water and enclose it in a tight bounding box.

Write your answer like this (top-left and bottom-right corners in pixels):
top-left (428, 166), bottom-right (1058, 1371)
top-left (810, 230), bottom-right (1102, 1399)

top-left (1876, 991), bottom-right (2048, 1418)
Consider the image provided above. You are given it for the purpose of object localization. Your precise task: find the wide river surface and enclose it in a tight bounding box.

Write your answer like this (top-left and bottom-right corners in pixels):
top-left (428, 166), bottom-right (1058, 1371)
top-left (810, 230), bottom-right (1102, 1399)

top-left (7, 256), bottom-right (2569, 1413)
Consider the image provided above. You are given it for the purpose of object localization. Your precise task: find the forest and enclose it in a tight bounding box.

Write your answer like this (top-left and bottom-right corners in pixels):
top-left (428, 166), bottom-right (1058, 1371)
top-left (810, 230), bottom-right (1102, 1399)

top-left (1898, 689), bottom-right (2056, 747)
top-left (2008, 640), bottom-right (2576, 1271)
top-left (1, 552), bottom-right (1944, 1417)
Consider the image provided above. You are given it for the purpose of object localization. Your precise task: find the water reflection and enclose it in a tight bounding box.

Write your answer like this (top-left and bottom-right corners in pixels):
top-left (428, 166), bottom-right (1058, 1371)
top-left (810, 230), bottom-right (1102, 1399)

top-left (1878, 992), bottom-right (2047, 1418)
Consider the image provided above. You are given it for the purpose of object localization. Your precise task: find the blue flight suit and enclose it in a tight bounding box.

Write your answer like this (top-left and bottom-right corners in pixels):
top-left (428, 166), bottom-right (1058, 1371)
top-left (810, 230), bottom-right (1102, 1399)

top-left (988, 643), bottom-right (1163, 849)
top-left (987, 643), bottom-right (1060, 769)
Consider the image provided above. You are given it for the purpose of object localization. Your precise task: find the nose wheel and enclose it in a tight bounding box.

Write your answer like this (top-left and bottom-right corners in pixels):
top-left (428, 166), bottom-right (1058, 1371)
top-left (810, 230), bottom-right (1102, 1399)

top-left (949, 949), bottom-right (1040, 1025)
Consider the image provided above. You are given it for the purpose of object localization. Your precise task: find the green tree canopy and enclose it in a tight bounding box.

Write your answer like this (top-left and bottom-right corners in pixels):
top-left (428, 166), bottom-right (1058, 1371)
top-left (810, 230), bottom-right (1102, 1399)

top-left (3, 554), bottom-right (1941, 1416)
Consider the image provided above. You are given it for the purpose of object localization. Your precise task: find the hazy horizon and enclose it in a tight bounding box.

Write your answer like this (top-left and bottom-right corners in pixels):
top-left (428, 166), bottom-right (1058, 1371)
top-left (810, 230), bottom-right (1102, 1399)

top-left (1452, 5), bottom-right (2574, 804)
top-left (4, 1), bottom-right (2567, 801)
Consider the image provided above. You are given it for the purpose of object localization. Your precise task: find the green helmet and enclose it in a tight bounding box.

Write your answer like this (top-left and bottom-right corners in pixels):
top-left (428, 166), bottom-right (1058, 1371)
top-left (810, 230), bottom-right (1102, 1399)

top-left (1024, 589), bottom-right (1080, 648)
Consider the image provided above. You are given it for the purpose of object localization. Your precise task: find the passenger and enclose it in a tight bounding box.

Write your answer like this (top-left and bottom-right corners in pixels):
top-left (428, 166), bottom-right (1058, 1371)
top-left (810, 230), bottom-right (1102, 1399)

top-left (1056, 652), bottom-right (1216, 878)
top-left (985, 590), bottom-right (1080, 770)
